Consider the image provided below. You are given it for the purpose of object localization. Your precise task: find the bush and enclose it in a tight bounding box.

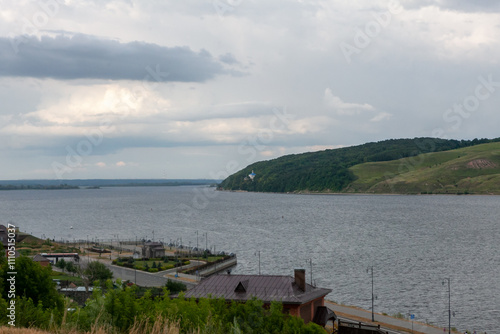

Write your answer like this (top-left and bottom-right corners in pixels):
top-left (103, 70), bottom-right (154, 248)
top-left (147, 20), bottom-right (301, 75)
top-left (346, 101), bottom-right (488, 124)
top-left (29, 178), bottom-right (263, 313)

top-left (148, 268), bottom-right (158, 273)
top-left (165, 279), bottom-right (187, 293)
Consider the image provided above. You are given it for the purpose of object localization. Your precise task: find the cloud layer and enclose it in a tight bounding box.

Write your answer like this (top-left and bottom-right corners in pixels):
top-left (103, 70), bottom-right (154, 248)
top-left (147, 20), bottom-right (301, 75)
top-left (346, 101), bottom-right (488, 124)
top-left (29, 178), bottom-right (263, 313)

top-left (0, 34), bottom-right (232, 82)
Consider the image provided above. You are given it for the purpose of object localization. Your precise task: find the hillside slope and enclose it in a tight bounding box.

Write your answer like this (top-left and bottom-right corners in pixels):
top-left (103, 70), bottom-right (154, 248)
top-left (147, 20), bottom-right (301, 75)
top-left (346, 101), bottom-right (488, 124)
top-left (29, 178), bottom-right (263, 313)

top-left (346, 142), bottom-right (500, 194)
top-left (219, 137), bottom-right (499, 193)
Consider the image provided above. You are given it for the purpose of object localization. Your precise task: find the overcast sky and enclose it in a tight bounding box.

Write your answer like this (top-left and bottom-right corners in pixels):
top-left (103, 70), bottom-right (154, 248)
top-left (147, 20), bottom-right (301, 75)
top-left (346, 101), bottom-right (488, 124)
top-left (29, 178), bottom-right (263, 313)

top-left (1, 0), bottom-right (499, 180)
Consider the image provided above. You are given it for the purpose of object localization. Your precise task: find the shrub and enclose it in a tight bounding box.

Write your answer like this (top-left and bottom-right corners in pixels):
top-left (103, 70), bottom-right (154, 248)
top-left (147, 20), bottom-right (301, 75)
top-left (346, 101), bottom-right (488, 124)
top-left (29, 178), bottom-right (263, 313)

top-left (164, 280), bottom-right (187, 294)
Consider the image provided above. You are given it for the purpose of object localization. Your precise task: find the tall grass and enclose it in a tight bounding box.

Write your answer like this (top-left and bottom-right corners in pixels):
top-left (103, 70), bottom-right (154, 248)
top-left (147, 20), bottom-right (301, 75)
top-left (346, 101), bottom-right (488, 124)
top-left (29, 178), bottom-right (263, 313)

top-left (0, 315), bottom-right (183, 334)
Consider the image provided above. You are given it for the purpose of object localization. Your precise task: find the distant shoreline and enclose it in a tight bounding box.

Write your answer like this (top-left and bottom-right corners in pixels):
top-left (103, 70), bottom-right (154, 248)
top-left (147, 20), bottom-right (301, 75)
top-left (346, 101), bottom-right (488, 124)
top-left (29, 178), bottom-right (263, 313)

top-left (0, 179), bottom-right (220, 190)
top-left (0, 184), bottom-right (79, 191)
top-left (216, 188), bottom-right (499, 196)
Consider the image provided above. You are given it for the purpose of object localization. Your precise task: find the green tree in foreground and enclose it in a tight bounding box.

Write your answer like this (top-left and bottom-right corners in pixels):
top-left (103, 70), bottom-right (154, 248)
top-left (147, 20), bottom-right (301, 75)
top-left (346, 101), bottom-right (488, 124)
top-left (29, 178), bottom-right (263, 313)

top-left (0, 256), bottom-right (63, 310)
top-left (0, 256), bottom-right (65, 328)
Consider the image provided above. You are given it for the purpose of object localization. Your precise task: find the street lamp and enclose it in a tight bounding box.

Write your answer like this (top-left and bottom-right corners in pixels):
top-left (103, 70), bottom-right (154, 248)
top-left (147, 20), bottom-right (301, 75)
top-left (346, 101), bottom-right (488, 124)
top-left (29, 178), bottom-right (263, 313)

top-left (442, 278), bottom-right (451, 334)
top-left (203, 232), bottom-right (208, 254)
top-left (367, 266), bottom-right (375, 322)
top-left (196, 230), bottom-right (199, 259)
top-left (255, 251), bottom-right (261, 275)
top-left (309, 259), bottom-right (313, 286)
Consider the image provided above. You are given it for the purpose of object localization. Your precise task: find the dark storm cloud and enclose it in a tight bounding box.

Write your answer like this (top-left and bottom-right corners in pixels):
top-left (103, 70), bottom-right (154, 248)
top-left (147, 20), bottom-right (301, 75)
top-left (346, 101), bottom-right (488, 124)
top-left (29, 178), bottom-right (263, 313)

top-left (0, 34), bottom-right (233, 82)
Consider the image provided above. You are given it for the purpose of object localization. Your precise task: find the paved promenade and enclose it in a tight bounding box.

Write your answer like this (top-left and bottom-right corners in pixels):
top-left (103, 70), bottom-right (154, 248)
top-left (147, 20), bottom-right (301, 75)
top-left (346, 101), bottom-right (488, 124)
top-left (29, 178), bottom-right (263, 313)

top-left (325, 301), bottom-right (451, 334)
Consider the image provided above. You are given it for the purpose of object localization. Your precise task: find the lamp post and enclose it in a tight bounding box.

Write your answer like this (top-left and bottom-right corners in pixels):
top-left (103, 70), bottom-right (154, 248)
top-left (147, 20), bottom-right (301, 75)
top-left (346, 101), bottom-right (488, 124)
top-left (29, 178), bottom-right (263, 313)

top-left (367, 266), bottom-right (375, 322)
top-left (86, 235), bottom-right (89, 263)
top-left (257, 251), bottom-right (261, 275)
top-left (442, 278), bottom-right (451, 334)
top-left (195, 230), bottom-right (199, 259)
top-left (203, 232), bottom-right (208, 253)
top-left (307, 258), bottom-right (313, 286)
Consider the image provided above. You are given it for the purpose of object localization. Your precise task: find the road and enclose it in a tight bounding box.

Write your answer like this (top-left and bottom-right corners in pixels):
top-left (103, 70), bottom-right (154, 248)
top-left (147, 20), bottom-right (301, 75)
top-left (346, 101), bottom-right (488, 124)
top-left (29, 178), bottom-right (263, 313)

top-left (80, 254), bottom-right (197, 289)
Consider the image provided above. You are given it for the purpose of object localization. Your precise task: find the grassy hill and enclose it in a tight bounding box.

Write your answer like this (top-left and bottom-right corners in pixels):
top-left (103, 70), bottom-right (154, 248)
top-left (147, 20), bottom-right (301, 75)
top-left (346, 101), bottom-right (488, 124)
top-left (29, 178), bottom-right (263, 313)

top-left (219, 137), bottom-right (500, 194)
top-left (346, 142), bottom-right (500, 194)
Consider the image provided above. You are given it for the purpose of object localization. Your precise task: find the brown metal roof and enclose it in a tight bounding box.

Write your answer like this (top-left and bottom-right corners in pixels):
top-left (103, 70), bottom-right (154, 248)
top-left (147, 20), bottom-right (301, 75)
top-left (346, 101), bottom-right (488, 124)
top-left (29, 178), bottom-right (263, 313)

top-left (33, 254), bottom-right (50, 262)
top-left (184, 274), bottom-right (331, 304)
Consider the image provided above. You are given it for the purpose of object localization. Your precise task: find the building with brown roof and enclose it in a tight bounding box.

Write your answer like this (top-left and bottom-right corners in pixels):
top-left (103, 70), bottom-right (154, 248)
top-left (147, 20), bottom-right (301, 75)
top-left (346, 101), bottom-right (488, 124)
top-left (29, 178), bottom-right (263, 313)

top-left (33, 254), bottom-right (50, 267)
top-left (184, 269), bottom-right (334, 325)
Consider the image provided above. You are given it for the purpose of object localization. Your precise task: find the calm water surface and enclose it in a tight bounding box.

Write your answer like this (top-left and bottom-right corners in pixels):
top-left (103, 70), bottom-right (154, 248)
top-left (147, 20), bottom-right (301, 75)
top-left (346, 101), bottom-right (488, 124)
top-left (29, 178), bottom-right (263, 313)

top-left (1, 186), bottom-right (499, 333)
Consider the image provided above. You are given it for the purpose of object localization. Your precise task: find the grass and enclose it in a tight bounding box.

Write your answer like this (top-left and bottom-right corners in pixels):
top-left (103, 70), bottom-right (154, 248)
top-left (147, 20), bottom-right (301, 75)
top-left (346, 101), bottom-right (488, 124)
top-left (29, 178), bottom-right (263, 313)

top-left (15, 234), bottom-right (80, 256)
top-left (204, 256), bottom-right (226, 262)
top-left (346, 142), bottom-right (500, 194)
top-left (50, 271), bottom-right (84, 285)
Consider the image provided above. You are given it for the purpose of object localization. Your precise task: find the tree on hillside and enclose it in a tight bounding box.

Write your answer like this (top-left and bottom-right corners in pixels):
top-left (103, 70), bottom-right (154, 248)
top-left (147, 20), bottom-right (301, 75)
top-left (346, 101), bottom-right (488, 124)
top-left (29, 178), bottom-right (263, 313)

top-left (79, 261), bottom-right (113, 290)
top-left (55, 258), bottom-right (67, 272)
top-left (65, 261), bottom-right (77, 275)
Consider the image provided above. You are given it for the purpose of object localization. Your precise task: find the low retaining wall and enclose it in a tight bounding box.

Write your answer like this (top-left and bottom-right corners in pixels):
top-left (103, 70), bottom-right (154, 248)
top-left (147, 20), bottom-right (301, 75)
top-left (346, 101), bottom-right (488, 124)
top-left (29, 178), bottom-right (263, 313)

top-left (185, 256), bottom-right (237, 277)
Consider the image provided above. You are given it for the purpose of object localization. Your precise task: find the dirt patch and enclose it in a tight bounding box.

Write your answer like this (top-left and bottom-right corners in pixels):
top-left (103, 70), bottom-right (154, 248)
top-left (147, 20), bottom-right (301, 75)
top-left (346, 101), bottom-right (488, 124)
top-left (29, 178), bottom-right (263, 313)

top-left (466, 159), bottom-right (498, 169)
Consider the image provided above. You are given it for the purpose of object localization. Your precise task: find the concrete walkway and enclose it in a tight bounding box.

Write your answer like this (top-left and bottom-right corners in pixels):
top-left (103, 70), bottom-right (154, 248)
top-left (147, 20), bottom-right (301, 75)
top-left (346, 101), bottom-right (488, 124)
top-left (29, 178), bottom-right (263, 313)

top-left (325, 301), bottom-right (451, 334)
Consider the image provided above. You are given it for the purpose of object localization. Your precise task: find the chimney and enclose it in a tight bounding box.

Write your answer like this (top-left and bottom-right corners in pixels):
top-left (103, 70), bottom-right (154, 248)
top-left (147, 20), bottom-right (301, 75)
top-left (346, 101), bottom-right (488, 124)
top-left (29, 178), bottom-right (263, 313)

top-left (294, 269), bottom-right (306, 291)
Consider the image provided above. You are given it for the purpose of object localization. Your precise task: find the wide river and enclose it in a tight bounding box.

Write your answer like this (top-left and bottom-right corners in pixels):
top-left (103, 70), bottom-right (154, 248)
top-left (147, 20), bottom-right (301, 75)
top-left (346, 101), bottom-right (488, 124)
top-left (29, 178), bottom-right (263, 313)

top-left (1, 186), bottom-right (499, 333)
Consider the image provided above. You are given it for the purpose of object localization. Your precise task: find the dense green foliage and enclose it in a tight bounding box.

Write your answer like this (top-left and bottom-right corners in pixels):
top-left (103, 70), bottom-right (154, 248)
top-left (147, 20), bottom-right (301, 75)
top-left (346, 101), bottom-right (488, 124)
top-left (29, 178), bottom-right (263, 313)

top-left (0, 256), bottom-right (325, 333)
top-left (0, 256), bottom-right (65, 328)
top-left (55, 259), bottom-right (77, 274)
top-left (165, 279), bottom-right (187, 294)
top-left (220, 137), bottom-right (499, 192)
top-left (64, 285), bottom-right (325, 333)
top-left (0, 256), bottom-right (64, 311)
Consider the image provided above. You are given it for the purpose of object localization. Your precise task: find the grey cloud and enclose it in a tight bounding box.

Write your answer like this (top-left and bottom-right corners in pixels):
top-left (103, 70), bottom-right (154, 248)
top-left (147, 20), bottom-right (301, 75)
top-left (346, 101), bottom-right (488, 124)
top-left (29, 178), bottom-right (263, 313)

top-left (218, 53), bottom-right (239, 65)
top-left (401, 0), bottom-right (500, 12)
top-left (0, 34), bottom-right (235, 82)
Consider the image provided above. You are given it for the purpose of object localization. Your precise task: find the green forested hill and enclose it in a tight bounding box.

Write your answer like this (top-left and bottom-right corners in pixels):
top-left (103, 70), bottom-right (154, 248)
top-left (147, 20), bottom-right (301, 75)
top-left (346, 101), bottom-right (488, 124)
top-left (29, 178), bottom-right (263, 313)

top-left (218, 137), bottom-right (500, 194)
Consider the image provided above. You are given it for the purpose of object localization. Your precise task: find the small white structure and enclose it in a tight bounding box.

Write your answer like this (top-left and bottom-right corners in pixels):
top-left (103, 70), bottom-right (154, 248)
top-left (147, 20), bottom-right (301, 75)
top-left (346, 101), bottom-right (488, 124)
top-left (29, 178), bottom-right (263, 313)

top-left (41, 253), bottom-right (80, 264)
